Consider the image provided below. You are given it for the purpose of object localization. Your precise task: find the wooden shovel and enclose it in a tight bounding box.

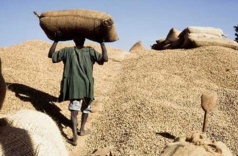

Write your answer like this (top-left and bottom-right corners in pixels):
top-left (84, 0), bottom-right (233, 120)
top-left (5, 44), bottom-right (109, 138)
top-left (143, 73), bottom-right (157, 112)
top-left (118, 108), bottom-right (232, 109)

top-left (201, 91), bottom-right (218, 132)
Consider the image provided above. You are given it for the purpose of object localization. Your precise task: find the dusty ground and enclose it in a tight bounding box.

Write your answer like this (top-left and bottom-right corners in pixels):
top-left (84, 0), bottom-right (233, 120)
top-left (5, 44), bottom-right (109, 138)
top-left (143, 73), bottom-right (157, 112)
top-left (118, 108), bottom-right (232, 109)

top-left (0, 40), bottom-right (237, 155)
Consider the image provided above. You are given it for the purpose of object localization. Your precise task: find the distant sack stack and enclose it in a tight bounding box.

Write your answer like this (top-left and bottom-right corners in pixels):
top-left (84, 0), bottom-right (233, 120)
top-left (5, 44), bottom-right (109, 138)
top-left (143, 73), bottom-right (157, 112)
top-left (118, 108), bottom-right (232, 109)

top-left (180, 26), bottom-right (226, 48)
top-left (34, 9), bottom-right (119, 42)
top-left (152, 26), bottom-right (238, 51)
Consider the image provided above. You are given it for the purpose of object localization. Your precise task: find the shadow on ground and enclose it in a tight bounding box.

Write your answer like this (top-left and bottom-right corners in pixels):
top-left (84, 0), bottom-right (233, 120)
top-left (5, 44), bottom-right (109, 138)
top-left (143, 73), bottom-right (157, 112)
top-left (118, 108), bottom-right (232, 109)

top-left (6, 82), bottom-right (70, 139)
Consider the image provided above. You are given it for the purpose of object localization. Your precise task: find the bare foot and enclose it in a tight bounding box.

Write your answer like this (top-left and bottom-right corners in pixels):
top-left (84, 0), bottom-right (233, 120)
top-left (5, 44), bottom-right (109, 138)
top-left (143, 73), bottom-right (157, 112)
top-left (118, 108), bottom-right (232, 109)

top-left (79, 129), bottom-right (91, 136)
top-left (67, 138), bottom-right (77, 146)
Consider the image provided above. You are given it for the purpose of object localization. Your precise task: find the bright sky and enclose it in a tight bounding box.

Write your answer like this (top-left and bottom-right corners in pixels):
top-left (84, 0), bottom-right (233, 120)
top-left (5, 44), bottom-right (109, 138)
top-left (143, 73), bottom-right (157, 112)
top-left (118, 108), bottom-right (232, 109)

top-left (0, 0), bottom-right (237, 51)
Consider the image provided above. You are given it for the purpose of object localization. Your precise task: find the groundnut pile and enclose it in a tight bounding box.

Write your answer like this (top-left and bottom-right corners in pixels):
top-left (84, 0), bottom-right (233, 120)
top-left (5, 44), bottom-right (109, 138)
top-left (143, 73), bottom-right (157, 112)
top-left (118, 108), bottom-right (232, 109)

top-left (83, 46), bottom-right (238, 155)
top-left (0, 41), bottom-right (237, 155)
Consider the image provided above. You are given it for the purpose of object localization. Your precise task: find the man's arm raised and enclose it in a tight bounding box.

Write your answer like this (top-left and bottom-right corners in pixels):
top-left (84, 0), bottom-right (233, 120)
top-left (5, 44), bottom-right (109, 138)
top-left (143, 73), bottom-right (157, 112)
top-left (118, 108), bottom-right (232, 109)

top-left (48, 31), bottom-right (62, 58)
top-left (100, 42), bottom-right (108, 63)
top-left (48, 41), bottom-right (58, 58)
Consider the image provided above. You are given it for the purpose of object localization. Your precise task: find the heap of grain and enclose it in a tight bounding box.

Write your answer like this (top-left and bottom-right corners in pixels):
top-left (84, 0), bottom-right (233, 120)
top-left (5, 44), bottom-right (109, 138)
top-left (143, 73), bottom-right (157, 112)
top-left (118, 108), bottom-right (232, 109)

top-left (82, 46), bottom-right (238, 155)
top-left (1, 55), bottom-right (68, 155)
top-left (160, 92), bottom-right (233, 156)
top-left (0, 40), bottom-right (128, 155)
top-left (0, 40), bottom-right (237, 155)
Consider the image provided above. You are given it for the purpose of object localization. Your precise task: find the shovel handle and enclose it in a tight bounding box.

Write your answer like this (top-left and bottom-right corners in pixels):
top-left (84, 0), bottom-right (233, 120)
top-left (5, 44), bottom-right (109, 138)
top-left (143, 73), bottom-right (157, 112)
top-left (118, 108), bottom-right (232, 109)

top-left (202, 111), bottom-right (208, 132)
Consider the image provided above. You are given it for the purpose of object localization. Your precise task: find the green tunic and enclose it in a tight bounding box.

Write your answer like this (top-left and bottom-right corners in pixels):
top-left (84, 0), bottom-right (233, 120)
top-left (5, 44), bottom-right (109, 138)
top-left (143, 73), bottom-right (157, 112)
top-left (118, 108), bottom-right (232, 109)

top-left (52, 46), bottom-right (103, 102)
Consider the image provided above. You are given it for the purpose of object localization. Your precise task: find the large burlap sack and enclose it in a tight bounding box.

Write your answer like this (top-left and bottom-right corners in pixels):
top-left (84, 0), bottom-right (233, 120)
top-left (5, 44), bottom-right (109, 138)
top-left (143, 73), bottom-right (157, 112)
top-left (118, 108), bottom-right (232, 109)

top-left (0, 58), bottom-right (6, 109)
top-left (166, 28), bottom-right (181, 43)
top-left (129, 41), bottom-right (144, 52)
top-left (181, 33), bottom-right (222, 48)
top-left (164, 28), bottom-right (183, 49)
top-left (179, 26), bottom-right (225, 39)
top-left (0, 126), bottom-right (65, 156)
top-left (161, 132), bottom-right (233, 156)
top-left (181, 33), bottom-right (238, 50)
top-left (0, 109), bottom-right (68, 156)
top-left (191, 36), bottom-right (238, 50)
top-left (152, 39), bottom-right (166, 50)
top-left (35, 9), bottom-right (119, 42)
top-left (156, 38), bottom-right (166, 45)
top-left (186, 33), bottom-right (222, 39)
top-left (151, 43), bottom-right (161, 50)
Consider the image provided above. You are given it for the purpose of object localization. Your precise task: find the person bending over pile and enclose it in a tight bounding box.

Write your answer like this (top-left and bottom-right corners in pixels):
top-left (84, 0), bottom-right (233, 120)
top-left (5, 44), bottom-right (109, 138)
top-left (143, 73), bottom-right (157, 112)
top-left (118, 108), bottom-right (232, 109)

top-left (48, 31), bottom-right (108, 146)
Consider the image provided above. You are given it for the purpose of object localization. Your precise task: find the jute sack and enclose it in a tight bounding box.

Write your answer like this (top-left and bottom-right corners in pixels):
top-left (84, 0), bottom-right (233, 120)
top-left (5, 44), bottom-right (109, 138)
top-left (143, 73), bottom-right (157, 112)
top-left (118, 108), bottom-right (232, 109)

top-left (35, 9), bottom-right (119, 42)
top-left (0, 109), bottom-right (68, 156)
top-left (161, 132), bottom-right (233, 156)
top-left (191, 36), bottom-right (238, 50)
top-left (0, 126), bottom-right (66, 156)
top-left (129, 41), bottom-right (144, 52)
top-left (181, 33), bottom-right (222, 48)
top-left (156, 38), bottom-right (166, 45)
top-left (152, 39), bottom-right (166, 50)
top-left (164, 27), bottom-right (183, 48)
top-left (151, 43), bottom-right (161, 50)
top-left (187, 33), bottom-right (222, 39)
top-left (165, 28), bottom-right (181, 43)
top-left (179, 26), bottom-right (225, 38)
top-left (188, 26), bottom-right (225, 37)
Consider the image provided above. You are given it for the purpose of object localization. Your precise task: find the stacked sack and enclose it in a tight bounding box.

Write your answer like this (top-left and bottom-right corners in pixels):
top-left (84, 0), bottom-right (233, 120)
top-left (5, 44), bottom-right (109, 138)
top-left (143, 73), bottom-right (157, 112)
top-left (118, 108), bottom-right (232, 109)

top-left (152, 26), bottom-right (238, 50)
top-left (151, 28), bottom-right (181, 50)
top-left (179, 26), bottom-right (238, 50)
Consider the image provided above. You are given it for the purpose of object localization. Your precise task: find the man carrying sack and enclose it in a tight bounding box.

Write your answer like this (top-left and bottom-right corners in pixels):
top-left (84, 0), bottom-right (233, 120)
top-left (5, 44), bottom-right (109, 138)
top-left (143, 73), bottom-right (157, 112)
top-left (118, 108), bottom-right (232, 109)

top-left (48, 31), bottom-right (108, 146)
top-left (34, 9), bottom-right (119, 43)
top-left (35, 9), bottom-right (117, 146)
